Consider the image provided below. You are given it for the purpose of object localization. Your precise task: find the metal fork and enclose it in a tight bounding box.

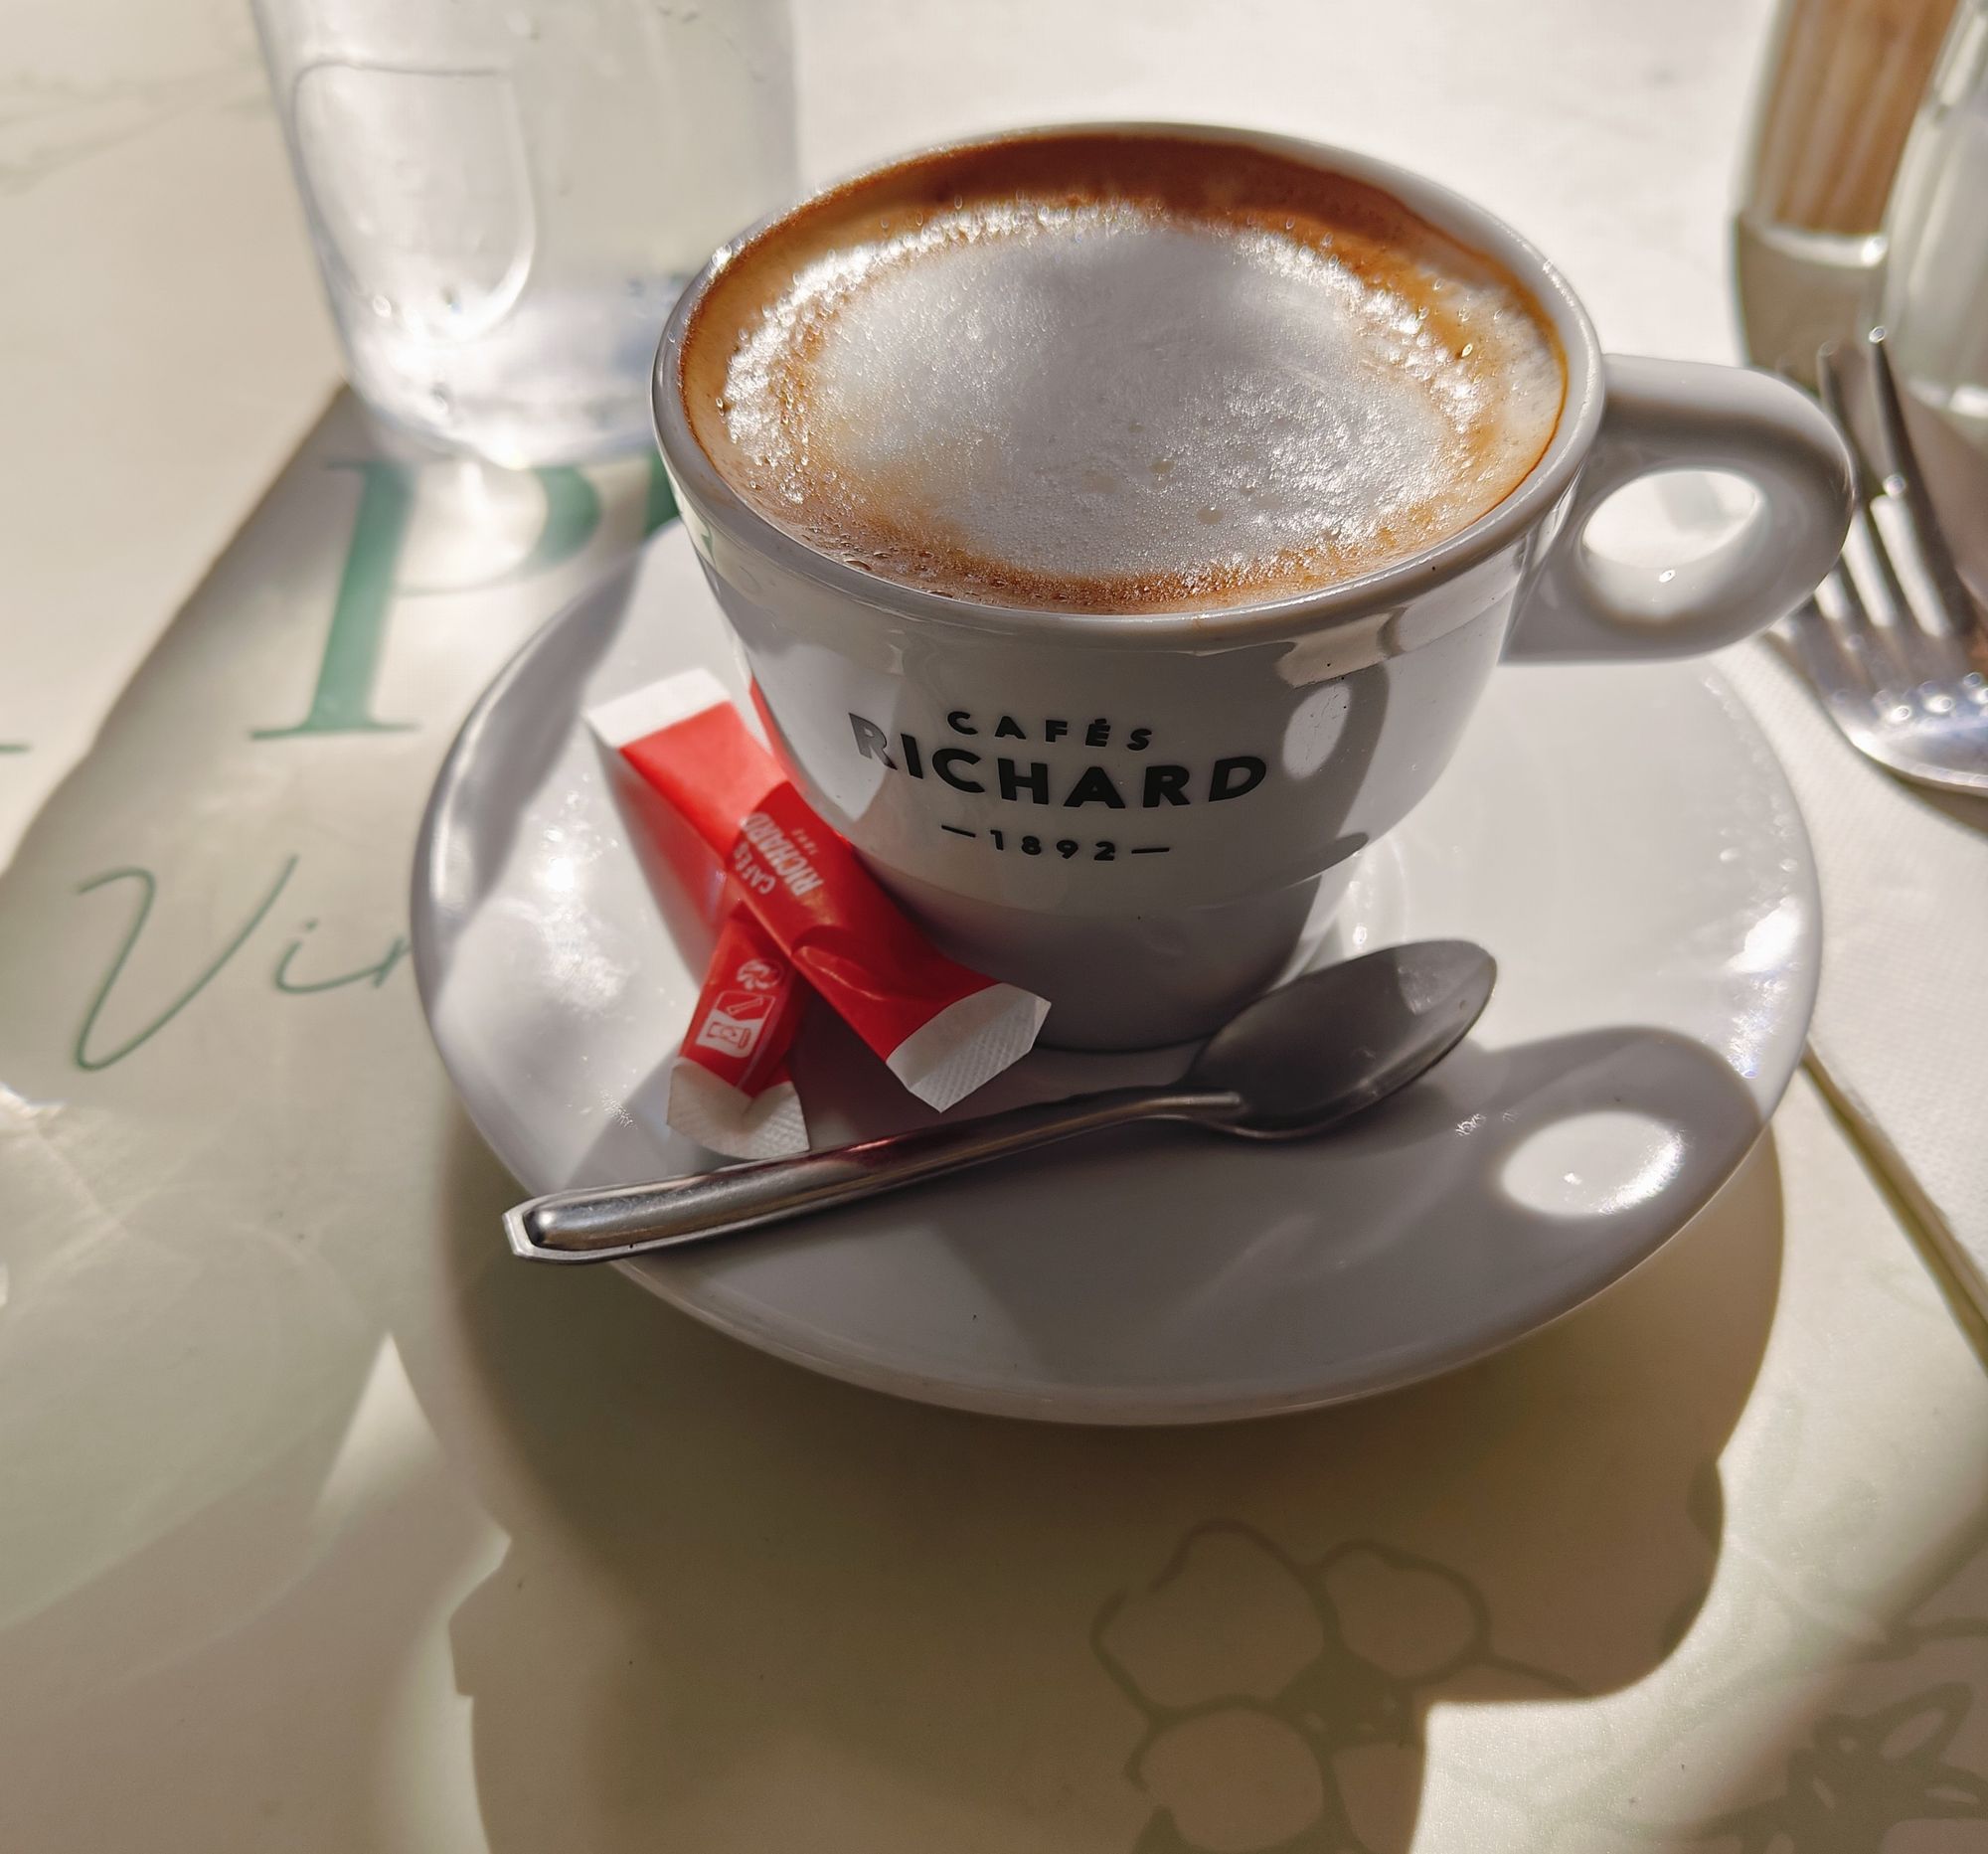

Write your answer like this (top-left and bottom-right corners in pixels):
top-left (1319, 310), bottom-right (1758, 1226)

top-left (1772, 326), bottom-right (1988, 794)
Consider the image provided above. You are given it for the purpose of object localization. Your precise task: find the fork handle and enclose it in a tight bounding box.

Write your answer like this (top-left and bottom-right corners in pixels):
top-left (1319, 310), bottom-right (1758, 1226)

top-left (1511, 355), bottom-right (1854, 661)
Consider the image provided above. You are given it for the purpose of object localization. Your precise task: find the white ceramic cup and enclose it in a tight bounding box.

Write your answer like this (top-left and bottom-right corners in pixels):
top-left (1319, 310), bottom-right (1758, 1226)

top-left (653, 124), bottom-right (1853, 1050)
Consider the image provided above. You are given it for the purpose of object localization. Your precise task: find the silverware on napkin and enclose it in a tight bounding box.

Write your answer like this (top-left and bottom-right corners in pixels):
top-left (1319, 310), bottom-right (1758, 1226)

top-left (1771, 327), bottom-right (1988, 793)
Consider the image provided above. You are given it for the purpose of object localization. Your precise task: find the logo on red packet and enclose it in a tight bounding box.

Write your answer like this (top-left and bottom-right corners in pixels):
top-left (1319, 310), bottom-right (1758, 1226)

top-left (695, 988), bottom-right (775, 1057)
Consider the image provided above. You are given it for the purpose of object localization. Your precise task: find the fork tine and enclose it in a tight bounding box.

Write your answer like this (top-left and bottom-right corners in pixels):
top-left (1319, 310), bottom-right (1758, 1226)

top-left (1772, 585), bottom-right (1874, 707)
top-left (1814, 342), bottom-right (1872, 490)
top-left (1815, 343), bottom-right (1939, 690)
top-left (1863, 326), bottom-right (1984, 644)
top-left (1812, 554), bottom-right (1896, 692)
top-left (1766, 351), bottom-right (1988, 794)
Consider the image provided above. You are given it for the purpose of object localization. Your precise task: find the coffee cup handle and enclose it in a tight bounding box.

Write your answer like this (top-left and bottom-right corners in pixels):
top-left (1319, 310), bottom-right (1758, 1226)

top-left (1505, 355), bottom-right (1853, 661)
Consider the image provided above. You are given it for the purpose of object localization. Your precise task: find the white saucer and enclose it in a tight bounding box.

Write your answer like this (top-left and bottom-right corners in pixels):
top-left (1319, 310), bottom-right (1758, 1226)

top-left (412, 527), bottom-right (1817, 1424)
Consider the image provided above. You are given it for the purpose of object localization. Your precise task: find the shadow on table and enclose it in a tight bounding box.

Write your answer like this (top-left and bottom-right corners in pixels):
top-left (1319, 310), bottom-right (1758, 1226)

top-left (430, 1048), bottom-right (1786, 1854)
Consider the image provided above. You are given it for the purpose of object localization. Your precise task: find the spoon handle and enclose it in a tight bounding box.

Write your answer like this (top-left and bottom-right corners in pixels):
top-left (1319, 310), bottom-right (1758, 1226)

top-left (505, 1084), bottom-right (1234, 1263)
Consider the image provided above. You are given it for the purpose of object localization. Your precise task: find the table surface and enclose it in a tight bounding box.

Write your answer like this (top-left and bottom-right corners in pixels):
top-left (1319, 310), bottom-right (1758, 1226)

top-left (3, 2), bottom-right (1986, 1850)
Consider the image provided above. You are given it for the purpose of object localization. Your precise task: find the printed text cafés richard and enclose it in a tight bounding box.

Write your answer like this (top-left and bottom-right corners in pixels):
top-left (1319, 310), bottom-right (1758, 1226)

top-left (849, 709), bottom-right (1266, 809)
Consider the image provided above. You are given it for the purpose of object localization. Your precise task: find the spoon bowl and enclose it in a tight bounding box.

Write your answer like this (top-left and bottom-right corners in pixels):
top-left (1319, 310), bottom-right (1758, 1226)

top-left (1190, 939), bottom-right (1496, 1137)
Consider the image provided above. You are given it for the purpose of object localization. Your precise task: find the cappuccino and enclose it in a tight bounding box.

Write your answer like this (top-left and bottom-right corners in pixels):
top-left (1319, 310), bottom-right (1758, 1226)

top-left (682, 132), bottom-right (1565, 612)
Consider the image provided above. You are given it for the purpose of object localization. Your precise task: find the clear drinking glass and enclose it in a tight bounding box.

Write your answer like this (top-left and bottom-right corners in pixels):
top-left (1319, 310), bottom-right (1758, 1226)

top-left (1882, 0), bottom-right (1988, 445)
top-left (251, 0), bottom-right (797, 466)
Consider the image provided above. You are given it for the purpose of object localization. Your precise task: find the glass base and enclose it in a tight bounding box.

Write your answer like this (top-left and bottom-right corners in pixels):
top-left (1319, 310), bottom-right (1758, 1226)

top-left (335, 276), bottom-right (685, 468)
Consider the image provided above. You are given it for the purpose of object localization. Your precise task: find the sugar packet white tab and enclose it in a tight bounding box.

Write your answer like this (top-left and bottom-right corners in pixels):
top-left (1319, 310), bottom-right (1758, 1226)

top-left (588, 670), bottom-right (1048, 1110)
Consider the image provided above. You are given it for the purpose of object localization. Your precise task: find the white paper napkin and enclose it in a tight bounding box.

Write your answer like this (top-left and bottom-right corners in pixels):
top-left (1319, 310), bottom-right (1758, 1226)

top-left (1721, 637), bottom-right (1988, 1311)
top-left (1722, 375), bottom-right (1988, 1314)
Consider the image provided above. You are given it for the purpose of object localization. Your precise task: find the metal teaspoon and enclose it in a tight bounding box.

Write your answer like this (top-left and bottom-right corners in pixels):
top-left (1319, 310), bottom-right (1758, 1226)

top-left (504, 939), bottom-right (1495, 1264)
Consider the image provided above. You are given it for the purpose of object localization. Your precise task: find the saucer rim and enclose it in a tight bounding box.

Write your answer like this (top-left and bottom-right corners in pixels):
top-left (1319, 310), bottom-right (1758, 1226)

top-left (411, 549), bottom-right (1818, 1426)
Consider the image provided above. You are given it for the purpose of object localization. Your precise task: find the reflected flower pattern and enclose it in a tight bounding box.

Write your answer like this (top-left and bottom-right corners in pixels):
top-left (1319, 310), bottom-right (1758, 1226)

top-left (1700, 1686), bottom-right (1988, 1852)
top-left (1093, 1522), bottom-right (1578, 1853)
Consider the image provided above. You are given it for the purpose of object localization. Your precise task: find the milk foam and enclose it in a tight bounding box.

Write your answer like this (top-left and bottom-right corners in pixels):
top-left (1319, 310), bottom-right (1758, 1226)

top-left (712, 198), bottom-right (1562, 609)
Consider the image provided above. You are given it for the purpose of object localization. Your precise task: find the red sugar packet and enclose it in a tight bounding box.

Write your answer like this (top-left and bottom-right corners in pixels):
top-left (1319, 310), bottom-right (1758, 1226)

top-left (588, 671), bottom-right (1049, 1112)
top-left (671, 902), bottom-right (809, 1159)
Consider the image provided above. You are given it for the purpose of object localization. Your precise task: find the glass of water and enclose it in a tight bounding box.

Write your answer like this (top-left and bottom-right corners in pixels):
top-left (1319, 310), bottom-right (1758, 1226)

top-left (252, 0), bottom-right (797, 466)
top-left (1883, 0), bottom-right (1988, 447)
